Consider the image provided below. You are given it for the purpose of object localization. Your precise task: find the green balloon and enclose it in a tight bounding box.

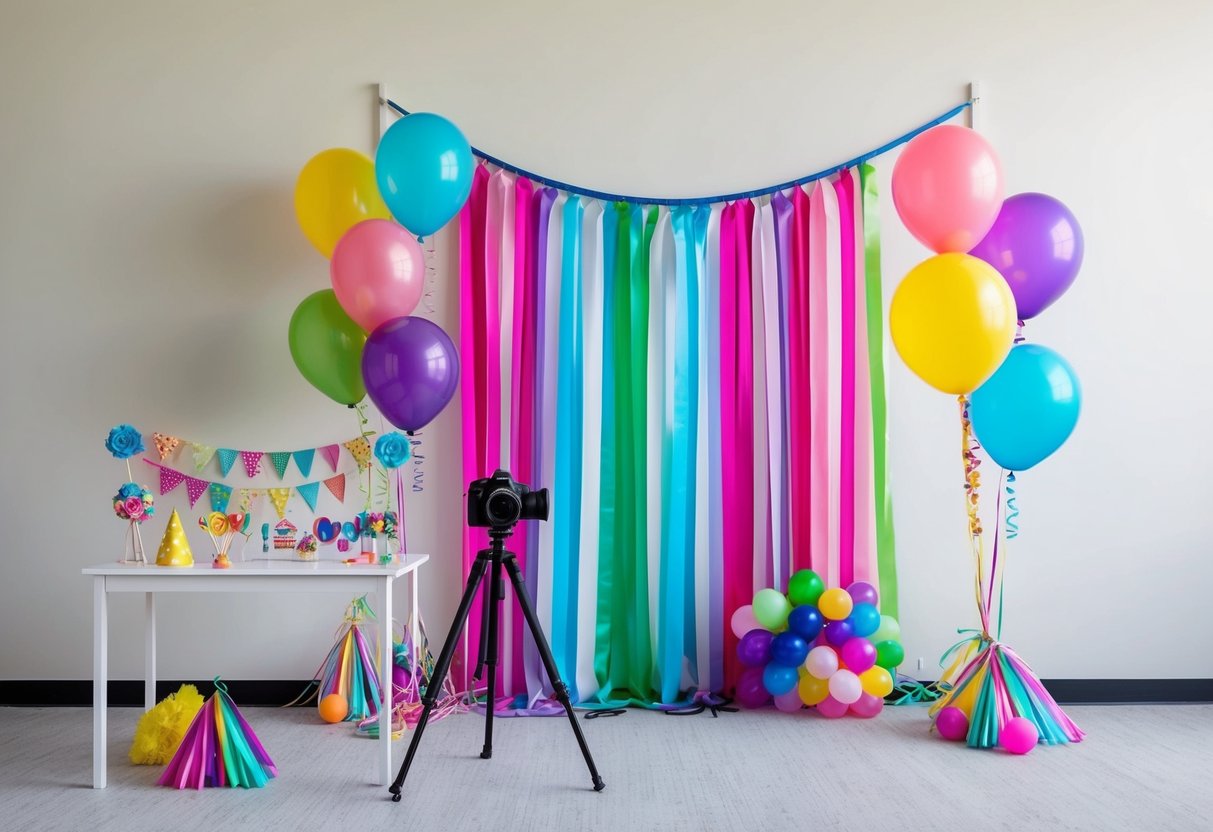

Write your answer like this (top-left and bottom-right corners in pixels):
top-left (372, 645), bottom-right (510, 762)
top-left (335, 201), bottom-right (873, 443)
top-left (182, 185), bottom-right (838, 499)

top-left (871, 614), bottom-right (901, 645)
top-left (875, 639), bottom-right (905, 669)
top-left (288, 290), bottom-right (367, 405)
top-left (787, 569), bottom-right (825, 607)
top-left (752, 588), bottom-right (792, 630)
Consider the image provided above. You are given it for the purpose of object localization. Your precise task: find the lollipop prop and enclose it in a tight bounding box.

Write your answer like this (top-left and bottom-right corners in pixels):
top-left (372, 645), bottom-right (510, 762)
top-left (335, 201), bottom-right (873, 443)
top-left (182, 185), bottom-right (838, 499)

top-left (198, 512), bottom-right (243, 569)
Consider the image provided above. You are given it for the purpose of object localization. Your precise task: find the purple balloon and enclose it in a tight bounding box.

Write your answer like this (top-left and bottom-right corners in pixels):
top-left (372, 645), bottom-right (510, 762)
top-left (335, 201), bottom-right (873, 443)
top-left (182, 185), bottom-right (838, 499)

top-left (824, 619), bottom-right (854, 646)
top-left (846, 581), bottom-right (879, 607)
top-left (737, 629), bottom-right (774, 667)
top-left (735, 667), bottom-right (771, 709)
top-left (362, 316), bottom-right (460, 432)
top-left (969, 192), bottom-right (1084, 320)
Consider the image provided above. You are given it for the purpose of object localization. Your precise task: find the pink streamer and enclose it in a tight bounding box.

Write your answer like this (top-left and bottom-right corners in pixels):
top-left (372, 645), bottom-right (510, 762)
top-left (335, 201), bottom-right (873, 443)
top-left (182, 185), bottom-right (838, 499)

top-left (807, 184), bottom-right (831, 585)
top-left (847, 169), bottom-right (876, 584)
top-left (719, 203), bottom-right (743, 691)
top-left (788, 187), bottom-right (812, 572)
top-left (834, 173), bottom-right (857, 587)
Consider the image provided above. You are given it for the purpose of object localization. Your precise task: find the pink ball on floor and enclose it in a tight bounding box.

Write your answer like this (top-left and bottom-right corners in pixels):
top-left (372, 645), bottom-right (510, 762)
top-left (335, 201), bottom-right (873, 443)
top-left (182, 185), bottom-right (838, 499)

top-left (999, 716), bottom-right (1039, 754)
top-left (935, 706), bottom-right (970, 741)
top-left (849, 692), bottom-right (884, 719)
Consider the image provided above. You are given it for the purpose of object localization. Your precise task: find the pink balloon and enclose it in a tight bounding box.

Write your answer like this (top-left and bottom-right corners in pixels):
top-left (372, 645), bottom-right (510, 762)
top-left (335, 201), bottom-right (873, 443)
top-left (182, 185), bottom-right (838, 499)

top-left (839, 638), bottom-right (877, 674)
top-left (804, 645), bottom-right (839, 680)
top-left (773, 689), bottom-right (803, 713)
top-left (730, 605), bottom-right (760, 639)
top-left (999, 716), bottom-right (1039, 754)
top-left (935, 706), bottom-right (969, 741)
top-left (849, 692), bottom-right (884, 719)
top-left (815, 695), bottom-right (848, 719)
top-left (330, 219), bottom-right (424, 333)
top-left (892, 125), bottom-right (1004, 254)
top-left (828, 669), bottom-right (862, 705)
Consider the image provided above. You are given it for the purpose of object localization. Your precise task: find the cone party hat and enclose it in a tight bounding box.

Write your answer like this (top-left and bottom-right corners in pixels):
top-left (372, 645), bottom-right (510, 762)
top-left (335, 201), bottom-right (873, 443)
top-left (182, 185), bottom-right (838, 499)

top-left (156, 509), bottom-right (194, 567)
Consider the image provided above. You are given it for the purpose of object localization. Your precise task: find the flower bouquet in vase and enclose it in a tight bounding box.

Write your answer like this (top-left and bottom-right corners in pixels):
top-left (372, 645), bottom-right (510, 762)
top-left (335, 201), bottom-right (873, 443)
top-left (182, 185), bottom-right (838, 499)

top-left (113, 482), bottom-right (155, 564)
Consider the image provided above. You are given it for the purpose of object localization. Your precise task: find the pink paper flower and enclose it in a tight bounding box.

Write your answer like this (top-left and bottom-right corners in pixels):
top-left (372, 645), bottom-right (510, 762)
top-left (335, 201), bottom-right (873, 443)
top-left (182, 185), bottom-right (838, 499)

top-left (124, 496), bottom-right (145, 520)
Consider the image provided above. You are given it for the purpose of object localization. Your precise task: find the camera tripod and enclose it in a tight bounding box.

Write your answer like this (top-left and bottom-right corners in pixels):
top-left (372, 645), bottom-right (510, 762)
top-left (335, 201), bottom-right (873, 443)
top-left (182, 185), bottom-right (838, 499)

top-left (388, 527), bottom-right (605, 802)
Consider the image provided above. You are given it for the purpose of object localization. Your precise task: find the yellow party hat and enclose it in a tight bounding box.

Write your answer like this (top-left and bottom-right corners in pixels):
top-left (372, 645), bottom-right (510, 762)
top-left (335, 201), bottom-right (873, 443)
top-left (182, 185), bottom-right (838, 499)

top-left (156, 509), bottom-right (194, 567)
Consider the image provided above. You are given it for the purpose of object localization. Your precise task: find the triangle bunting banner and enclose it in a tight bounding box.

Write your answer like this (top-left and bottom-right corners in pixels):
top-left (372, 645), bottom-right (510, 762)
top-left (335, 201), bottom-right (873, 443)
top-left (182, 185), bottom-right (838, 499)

top-left (267, 488), bottom-right (291, 518)
top-left (323, 474), bottom-right (346, 503)
top-left (320, 444), bottom-right (341, 473)
top-left (240, 451), bottom-right (263, 478)
top-left (268, 452), bottom-right (292, 480)
top-left (217, 449), bottom-right (239, 477)
top-left (209, 483), bottom-right (233, 514)
top-left (343, 438), bottom-right (372, 472)
top-left (152, 433), bottom-right (181, 461)
top-left (190, 443), bottom-right (216, 473)
top-left (184, 476), bottom-right (208, 508)
top-left (295, 482), bottom-right (320, 512)
top-left (292, 448), bottom-right (315, 479)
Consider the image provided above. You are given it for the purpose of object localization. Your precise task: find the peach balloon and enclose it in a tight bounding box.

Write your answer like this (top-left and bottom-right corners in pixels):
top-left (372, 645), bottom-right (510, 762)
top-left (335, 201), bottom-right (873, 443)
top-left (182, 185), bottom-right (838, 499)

top-left (330, 219), bottom-right (424, 333)
top-left (892, 125), bottom-right (1004, 253)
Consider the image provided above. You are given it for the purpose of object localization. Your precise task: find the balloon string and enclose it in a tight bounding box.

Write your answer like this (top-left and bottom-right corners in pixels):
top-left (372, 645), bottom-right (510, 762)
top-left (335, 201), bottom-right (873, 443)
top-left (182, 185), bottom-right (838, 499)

top-left (958, 395), bottom-right (989, 637)
top-left (1004, 472), bottom-right (1019, 540)
top-left (422, 237), bottom-right (437, 315)
top-left (353, 402), bottom-right (374, 511)
top-left (1013, 319), bottom-right (1026, 345)
top-left (409, 432), bottom-right (426, 493)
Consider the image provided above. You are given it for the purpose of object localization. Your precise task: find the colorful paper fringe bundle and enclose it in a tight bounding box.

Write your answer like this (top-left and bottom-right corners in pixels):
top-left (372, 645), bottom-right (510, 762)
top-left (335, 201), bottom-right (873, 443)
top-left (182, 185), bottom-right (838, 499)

top-left (158, 678), bottom-right (277, 789)
top-left (315, 595), bottom-right (382, 721)
top-left (130, 684), bottom-right (205, 765)
top-left (926, 403), bottom-right (1084, 753)
top-left (356, 617), bottom-right (466, 738)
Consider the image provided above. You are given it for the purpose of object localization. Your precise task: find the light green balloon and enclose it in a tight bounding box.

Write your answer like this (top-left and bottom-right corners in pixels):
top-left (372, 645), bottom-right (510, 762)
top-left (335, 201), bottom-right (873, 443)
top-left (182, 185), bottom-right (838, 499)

top-left (288, 289), bottom-right (367, 406)
top-left (871, 614), bottom-right (901, 645)
top-left (752, 588), bottom-right (792, 630)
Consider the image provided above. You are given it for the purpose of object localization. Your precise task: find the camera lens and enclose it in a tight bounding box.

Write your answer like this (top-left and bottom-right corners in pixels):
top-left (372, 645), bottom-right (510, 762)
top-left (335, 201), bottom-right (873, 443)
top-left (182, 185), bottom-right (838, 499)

top-left (485, 488), bottom-right (521, 527)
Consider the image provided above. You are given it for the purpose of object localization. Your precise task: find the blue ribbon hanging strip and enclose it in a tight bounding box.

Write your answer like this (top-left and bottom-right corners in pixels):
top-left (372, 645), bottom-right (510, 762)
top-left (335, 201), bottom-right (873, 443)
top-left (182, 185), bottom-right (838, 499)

top-left (385, 99), bottom-right (971, 206)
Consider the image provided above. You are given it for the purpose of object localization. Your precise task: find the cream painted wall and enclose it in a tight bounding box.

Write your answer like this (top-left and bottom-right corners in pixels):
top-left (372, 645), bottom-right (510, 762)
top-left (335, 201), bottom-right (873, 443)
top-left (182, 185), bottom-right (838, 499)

top-left (2, 0), bottom-right (1210, 682)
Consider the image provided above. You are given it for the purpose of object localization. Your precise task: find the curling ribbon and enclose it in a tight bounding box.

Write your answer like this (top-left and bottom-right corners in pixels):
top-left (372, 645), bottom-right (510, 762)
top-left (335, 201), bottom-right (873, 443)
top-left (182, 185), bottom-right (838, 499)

top-left (860, 163), bottom-right (898, 616)
top-left (457, 164), bottom-right (490, 690)
top-left (550, 194), bottom-right (585, 692)
top-left (575, 199), bottom-right (605, 702)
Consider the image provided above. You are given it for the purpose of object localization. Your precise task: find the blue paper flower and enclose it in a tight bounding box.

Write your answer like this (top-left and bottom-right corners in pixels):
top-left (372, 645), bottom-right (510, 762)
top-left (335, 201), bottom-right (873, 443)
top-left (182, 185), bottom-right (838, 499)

top-left (117, 482), bottom-right (143, 499)
top-left (105, 424), bottom-right (144, 459)
top-left (374, 432), bottom-right (411, 469)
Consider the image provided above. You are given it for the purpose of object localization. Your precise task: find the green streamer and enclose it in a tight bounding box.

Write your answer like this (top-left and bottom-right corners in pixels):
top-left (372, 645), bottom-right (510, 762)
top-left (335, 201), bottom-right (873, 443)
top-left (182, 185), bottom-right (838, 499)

top-left (860, 163), bottom-right (899, 618)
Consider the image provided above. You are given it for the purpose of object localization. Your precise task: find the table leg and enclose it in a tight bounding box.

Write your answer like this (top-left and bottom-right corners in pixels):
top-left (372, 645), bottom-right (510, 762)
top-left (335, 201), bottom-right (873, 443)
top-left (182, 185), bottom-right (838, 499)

top-left (93, 576), bottom-right (107, 789)
top-left (145, 592), bottom-right (156, 711)
top-left (378, 576), bottom-right (394, 785)
top-left (410, 566), bottom-right (420, 677)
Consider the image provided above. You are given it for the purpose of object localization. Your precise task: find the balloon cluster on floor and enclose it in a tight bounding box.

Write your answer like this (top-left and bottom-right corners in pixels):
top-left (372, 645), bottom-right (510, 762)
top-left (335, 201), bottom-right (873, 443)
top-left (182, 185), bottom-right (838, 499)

top-left (887, 123), bottom-right (1087, 752)
top-left (731, 571), bottom-right (903, 719)
top-left (288, 113), bottom-right (473, 430)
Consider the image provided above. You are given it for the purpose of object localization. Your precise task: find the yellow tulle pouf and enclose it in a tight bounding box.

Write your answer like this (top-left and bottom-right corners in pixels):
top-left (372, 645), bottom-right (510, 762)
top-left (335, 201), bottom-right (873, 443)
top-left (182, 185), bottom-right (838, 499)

top-left (129, 684), bottom-right (205, 765)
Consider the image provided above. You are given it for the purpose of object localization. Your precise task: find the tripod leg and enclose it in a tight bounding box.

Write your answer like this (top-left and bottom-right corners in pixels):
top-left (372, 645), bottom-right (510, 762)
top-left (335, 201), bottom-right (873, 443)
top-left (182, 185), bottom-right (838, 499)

top-left (479, 557), bottom-right (502, 759)
top-left (502, 553), bottom-right (605, 792)
top-left (388, 553), bottom-right (490, 802)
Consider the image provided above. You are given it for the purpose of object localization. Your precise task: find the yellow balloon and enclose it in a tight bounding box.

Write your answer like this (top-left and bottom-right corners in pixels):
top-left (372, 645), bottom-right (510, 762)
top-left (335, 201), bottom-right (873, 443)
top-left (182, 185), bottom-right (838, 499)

top-left (818, 588), bottom-right (853, 621)
top-left (294, 148), bottom-right (391, 258)
top-left (889, 253), bottom-right (1017, 394)
top-left (860, 666), bottom-right (894, 698)
top-left (798, 673), bottom-right (829, 706)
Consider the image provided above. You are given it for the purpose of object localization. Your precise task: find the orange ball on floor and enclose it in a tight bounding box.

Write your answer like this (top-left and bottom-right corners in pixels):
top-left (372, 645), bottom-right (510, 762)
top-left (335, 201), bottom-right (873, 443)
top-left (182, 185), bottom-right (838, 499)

top-left (318, 693), bottom-right (348, 723)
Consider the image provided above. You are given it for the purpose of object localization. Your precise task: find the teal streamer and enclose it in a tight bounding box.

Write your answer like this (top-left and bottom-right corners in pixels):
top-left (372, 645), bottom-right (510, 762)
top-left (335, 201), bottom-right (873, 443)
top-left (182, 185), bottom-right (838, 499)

top-left (552, 195), bottom-right (585, 691)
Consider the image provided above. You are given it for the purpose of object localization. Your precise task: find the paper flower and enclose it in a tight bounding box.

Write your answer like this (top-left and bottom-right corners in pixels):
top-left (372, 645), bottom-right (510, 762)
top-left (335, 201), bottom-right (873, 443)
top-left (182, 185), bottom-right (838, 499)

top-left (296, 534), bottom-right (318, 555)
top-left (374, 432), bottom-right (411, 469)
top-left (106, 424), bottom-right (145, 459)
top-left (113, 482), bottom-right (154, 522)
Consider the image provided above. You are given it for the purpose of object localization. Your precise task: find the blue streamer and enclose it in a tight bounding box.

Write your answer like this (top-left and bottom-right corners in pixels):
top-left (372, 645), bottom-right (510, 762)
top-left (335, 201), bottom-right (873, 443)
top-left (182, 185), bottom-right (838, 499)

top-left (386, 99), bottom-right (971, 206)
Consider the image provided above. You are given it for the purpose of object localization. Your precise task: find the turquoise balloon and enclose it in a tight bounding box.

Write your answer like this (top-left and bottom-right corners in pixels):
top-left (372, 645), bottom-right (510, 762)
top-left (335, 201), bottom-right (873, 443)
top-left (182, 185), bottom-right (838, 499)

top-left (970, 344), bottom-right (1081, 471)
top-left (375, 112), bottom-right (474, 238)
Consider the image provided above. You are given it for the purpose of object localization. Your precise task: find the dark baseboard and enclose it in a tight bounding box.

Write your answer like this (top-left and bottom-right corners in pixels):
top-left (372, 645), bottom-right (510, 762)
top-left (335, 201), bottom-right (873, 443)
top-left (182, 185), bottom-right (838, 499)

top-left (2, 678), bottom-right (1211, 707)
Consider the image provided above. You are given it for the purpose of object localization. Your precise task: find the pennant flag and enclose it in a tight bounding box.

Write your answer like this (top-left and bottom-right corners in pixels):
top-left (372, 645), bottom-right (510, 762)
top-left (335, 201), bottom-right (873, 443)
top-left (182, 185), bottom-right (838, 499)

top-left (323, 474), bottom-right (346, 503)
top-left (267, 487), bottom-right (291, 518)
top-left (292, 448), bottom-right (315, 478)
top-left (184, 476), bottom-right (208, 508)
top-left (240, 451), bottom-right (263, 478)
top-left (239, 489), bottom-right (263, 513)
top-left (320, 444), bottom-right (341, 473)
top-left (296, 482), bottom-right (320, 512)
top-left (190, 443), bottom-right (216, 473)
top-left (217, 449), bottom-right (238, 477)
top-left (152, 433), bottom-right (181, 461)
top-left (153, 463), bottom-right (185, 495)
top-left (268, 452), bottom-right (291, 480)
top-left (343, 438), bottom-right (372, 472)
top-left (210, 483), bottom-right (233, 514)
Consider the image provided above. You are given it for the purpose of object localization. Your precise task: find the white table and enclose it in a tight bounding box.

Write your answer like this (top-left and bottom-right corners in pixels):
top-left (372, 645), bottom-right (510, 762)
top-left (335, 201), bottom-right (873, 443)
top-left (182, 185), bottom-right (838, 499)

top-left (83, 555), bottom-right (428, 789)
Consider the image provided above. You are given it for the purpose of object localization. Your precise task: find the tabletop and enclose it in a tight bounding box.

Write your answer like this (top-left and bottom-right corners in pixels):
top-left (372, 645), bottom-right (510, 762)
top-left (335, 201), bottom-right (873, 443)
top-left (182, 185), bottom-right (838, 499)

top-left (82, 553), bottom-right (429, 578)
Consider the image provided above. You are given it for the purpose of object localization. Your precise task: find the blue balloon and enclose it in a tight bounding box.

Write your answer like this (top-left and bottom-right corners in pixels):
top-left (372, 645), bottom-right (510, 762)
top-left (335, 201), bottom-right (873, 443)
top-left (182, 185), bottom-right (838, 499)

top-left (769, 633), bottom-right (810, 667)
top-left (787, 605), bottom-right (824, 641)
top-left (849, 603), bottom-right (881, 638)
top-left (375, 113), bottom-right (474, 238)
top-left (762, 663), bottom-right (798, 696)
top-left (970, 344), bottom-right (1081, 471)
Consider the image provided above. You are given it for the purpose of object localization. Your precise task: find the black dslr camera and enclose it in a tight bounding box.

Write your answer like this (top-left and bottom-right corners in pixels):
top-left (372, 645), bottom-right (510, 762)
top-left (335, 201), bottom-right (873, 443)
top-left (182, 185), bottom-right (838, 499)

top-left (467, 469), bottom-right (550, 531)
